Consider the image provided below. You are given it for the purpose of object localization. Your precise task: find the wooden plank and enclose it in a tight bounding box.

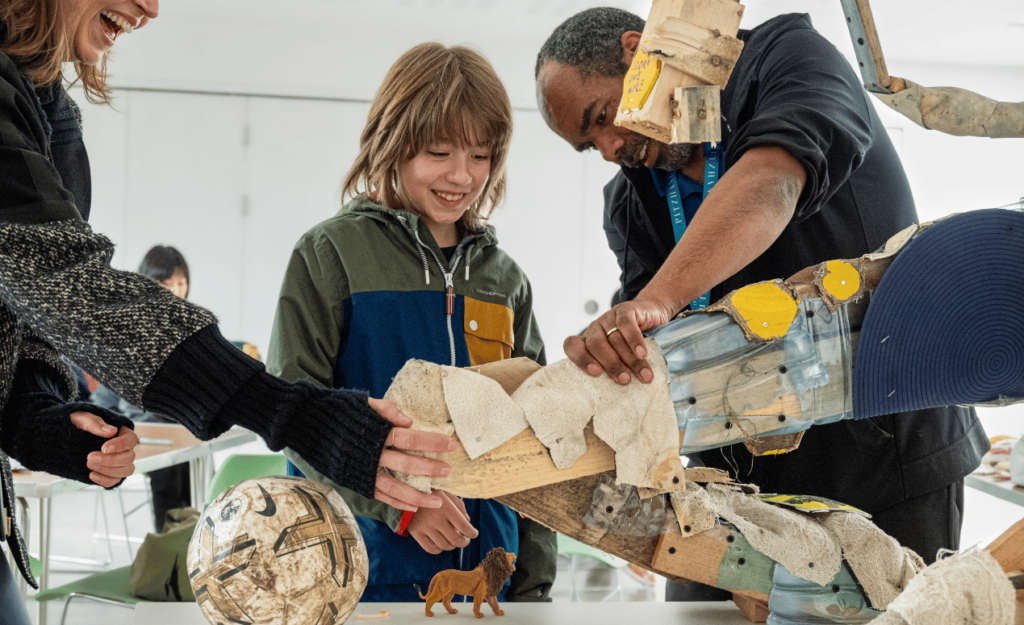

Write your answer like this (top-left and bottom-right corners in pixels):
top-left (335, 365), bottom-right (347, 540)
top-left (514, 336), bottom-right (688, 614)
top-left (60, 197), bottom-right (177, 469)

top-left (678, 0), bottom-right (745, 34)
top-left (731, 593), bottom-right (770, 623)
top-left (654, 521), bottom-right (730, 587)
top-left (643, 17), bottom-right (744, 87)
top-left (435, 424), bottom-right (614, 499)
top-left (988, 516), bottom-right (1024, 573)
top-left (495, 472), bottom-right (766, 603)
top-left (673, 85), bottom-right (721, 143)
top-left (852, 0), bottom-right (890, 89)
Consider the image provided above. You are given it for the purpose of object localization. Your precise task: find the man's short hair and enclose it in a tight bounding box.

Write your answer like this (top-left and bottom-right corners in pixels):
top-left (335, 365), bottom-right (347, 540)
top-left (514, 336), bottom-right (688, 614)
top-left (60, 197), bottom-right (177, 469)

top-left (535, 7), bottom-right (646, 80)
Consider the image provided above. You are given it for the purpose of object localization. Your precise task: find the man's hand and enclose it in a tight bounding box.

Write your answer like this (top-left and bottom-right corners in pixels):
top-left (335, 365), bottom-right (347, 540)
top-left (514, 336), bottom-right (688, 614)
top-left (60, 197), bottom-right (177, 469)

top-left (369, 397), bottom-right (458, 512)
top-left (407, 490), bottom-right (479, 554)
top-left (70, 412), bottom-right (138, 488)
top-left (565, 297), bottom-right (675, 385)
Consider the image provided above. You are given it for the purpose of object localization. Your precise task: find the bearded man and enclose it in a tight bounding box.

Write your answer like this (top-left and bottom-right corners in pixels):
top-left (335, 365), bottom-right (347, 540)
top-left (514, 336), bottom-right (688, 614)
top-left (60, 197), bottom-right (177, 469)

top-left (535, 8), bottom-right (987, 601)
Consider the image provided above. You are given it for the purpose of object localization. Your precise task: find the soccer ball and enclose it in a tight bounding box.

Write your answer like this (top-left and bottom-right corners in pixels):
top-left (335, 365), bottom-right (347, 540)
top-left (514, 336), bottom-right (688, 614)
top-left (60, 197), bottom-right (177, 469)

top-left (187, 476), bottom-right (368, 624)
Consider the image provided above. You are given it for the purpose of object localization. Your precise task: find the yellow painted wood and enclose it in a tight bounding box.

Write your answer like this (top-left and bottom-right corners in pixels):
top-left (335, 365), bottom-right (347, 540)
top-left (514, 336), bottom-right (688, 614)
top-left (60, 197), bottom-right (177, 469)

top-left (730, 282), bottom-right (799, 341)
top-left (821, 260), bottom-right (861, 301)
top-left (621, 48), bottom-right (662, 113)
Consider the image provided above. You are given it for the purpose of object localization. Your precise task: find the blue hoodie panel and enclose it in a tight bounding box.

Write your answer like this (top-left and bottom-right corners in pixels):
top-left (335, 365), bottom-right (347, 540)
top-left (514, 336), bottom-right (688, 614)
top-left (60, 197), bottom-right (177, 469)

top-left (357, 499), bottom-right (518, 602)
top-left (334, 290), bottom-right (471, 398)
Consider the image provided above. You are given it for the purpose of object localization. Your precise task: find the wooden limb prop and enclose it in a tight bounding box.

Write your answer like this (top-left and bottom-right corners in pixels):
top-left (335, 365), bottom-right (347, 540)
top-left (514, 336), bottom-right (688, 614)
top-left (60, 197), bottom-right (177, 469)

top-left (616, 0), bottom-right (744, 144)
top-left (988, 516), bottom-right (1024, 574)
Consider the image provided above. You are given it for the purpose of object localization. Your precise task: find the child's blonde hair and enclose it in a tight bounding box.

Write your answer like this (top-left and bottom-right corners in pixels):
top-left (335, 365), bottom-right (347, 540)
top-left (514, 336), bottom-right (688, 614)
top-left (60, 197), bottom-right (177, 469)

top-left (342, 43), bottom-right (512, 234)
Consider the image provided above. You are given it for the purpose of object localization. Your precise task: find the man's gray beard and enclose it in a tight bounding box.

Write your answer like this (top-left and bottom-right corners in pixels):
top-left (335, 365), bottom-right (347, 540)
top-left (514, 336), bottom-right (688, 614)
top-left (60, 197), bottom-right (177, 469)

top-left (653, 141), bottom-right (698, 172)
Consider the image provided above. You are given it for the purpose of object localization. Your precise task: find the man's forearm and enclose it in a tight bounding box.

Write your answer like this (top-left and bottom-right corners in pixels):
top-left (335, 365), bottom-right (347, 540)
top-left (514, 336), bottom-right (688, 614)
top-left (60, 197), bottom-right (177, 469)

top-left (637, 145), bottom-right (805, 314)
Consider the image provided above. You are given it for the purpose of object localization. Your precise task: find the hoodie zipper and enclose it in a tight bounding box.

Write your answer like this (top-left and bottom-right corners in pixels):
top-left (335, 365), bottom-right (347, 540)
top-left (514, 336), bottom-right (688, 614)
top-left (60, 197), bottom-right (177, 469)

top-left (409, 226), bottom-right (466, 367)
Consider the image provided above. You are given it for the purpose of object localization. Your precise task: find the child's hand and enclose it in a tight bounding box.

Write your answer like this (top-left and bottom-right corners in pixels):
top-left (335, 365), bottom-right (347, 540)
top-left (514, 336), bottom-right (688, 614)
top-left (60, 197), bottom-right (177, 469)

top-left (407, 490), bottom-right (479, 555)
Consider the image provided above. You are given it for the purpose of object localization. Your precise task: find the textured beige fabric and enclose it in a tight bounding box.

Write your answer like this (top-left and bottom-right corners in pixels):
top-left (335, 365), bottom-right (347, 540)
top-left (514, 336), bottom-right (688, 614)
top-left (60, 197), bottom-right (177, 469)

top-left (511, 337), bottom-right (682, 489)
top-left (508, 358), bottom-right (597, 469)
top-left (385, 340), bottom-right (681, 491)
top-left (873, 78), bottom-right (1024, 138)
top-left (706, 483), bottom-right (842, 586)
top-left (869, 549), bottom-right (1015, 625)
top-left (821, 512), bottom-right (924, 609)
top-left (441, 366), bottom-right (529, 459)
top-left (382, 360), bottom-right (454, 493)
top-left (669, 482), bottom-right (717, 537)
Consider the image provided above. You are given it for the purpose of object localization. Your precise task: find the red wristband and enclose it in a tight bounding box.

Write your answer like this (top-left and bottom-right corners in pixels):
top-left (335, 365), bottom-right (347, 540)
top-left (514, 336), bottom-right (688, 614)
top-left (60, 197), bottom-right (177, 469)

top-left (396, 510), bottom-right (415, 536)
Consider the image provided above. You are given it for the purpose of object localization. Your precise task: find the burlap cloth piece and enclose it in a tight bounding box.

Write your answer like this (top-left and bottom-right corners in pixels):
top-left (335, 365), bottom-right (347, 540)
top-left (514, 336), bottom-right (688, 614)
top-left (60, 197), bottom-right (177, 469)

top-left (669, 482), bottom-right (717, 537)
top-left (706, 483), bottom-right (842, 586)
top-left (440, 365), bottom-right (529, 459)
top-left (511, 337), bottom-right (680, 489)
top-left (382, 360), bottom-right (454, 493)
top-left (868, 549), bottom-right (1015, 625)
top-left (820, 512), bottom-right (924, 610)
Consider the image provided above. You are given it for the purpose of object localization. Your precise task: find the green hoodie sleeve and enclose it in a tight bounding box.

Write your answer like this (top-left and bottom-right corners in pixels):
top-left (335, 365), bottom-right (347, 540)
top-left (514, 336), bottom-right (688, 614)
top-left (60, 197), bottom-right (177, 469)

top-left (267, 228), bottom-right (402, 529)
top-left (267, 230), bottom-right (347, 389)
top-left (510, 276), bottom-right (546, 367)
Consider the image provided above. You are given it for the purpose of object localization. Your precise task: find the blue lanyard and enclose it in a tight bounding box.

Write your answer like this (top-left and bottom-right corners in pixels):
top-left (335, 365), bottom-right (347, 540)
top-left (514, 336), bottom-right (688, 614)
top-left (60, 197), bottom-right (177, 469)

top-left (666, 142), bottom-right (725, 310)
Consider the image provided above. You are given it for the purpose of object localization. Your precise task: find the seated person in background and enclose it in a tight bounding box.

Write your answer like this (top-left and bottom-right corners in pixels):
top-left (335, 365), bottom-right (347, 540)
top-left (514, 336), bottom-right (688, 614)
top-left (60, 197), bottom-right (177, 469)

top-left (92, 245), bottom-right (193, 531)
top-left (267, 43), bottom-right (556, 603)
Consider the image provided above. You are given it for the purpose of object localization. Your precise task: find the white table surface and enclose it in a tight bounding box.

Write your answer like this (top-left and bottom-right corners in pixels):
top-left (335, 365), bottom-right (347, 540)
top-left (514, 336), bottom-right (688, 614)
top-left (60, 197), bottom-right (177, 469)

top-left (965, 471), bottom-right (1024, 507)
top-left (132, 601), bottom-right (754, 625)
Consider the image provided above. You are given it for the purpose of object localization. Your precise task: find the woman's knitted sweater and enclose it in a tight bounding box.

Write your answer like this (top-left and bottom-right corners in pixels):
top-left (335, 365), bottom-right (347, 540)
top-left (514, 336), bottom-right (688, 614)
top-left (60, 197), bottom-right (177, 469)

top-left (0, 27), bottom-right (391, 587)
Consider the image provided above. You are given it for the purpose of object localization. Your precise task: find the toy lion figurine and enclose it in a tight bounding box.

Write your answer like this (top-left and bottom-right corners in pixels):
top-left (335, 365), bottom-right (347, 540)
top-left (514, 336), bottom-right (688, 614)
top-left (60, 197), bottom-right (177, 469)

top-left (418, 547), bottom-right (517, 618)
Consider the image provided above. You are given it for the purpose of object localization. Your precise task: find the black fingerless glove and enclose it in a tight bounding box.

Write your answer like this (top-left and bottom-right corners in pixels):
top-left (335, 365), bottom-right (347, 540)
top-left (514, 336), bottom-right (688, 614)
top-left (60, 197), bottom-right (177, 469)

top-left (1, 360), bottom-right (135, 488)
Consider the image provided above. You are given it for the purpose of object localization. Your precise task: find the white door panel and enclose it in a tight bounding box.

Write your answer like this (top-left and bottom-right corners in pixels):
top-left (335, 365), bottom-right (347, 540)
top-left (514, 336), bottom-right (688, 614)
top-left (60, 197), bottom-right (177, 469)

top-left (72, 87), bottom-right (130, 268)
top-left (242, 98), bottom-right (371, 357)
top-left (123, 91), bottom-right (248, 339)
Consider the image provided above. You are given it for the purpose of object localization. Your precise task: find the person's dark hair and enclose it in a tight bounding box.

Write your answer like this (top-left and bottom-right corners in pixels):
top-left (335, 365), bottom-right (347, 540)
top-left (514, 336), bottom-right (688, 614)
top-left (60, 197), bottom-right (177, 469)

top-left (138, 245), bottom-right (189, 293)
top-left (535, 7), bottom-right (645, 80)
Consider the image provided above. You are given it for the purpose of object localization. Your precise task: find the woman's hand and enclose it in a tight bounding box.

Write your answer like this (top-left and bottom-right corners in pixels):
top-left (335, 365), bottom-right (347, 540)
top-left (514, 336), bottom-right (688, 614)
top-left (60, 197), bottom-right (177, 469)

top-left (368, 397), bottom-right (457, 512)
top-left (70, 412), bottom-right (139, 488)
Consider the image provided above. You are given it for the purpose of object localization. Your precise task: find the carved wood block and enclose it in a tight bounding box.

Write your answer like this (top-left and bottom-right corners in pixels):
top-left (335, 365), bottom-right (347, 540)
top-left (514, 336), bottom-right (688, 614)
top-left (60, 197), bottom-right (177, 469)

top-left (673, 85), bottom-right (721, 143)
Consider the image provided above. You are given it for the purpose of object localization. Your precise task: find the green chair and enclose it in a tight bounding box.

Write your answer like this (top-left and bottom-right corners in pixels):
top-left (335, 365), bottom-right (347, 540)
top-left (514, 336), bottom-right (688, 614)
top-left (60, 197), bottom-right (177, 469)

top-left (204, 454), bottom-right (290, 506)
top-left (34, 565), bottom-right (138, 625)
top-left (557, 533), bottom-right (627, 601)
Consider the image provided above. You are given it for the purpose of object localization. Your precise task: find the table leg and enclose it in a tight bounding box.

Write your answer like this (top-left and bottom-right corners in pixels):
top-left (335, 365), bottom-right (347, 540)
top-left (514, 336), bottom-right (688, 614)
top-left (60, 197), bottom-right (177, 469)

top-left (189, 458), bottom-right (205, 510)
top-left (38, 497), bottom-right (51, 625)
top-left (15, 497), bottom-right (28, 601)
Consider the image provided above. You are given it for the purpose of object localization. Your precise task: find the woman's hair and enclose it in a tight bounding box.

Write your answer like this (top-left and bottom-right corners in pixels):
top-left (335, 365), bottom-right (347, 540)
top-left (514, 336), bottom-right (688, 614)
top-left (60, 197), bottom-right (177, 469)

top-left (138, 245), bottom-right (189, 294)
top-left (342, 43), bottom-right (512, 234)
top-left (0, 0), bottom-right (112, 103)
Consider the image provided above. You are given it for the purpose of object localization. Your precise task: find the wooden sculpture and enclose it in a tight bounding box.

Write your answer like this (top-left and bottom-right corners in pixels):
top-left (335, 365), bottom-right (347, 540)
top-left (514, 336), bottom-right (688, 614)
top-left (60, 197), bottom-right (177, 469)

top-left (615, 0), bottom-right (745, 144)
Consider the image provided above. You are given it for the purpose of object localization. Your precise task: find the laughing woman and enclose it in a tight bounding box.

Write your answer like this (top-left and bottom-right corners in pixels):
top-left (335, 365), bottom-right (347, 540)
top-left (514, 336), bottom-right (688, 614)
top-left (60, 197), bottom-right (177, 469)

top-left (0, 1), bottom-right (454, 618)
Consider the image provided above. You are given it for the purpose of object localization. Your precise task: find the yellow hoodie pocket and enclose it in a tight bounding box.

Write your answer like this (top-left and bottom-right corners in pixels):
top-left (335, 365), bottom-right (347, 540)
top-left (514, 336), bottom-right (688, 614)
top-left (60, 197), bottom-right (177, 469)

top-left (463, 297), bottom-right (514, 366)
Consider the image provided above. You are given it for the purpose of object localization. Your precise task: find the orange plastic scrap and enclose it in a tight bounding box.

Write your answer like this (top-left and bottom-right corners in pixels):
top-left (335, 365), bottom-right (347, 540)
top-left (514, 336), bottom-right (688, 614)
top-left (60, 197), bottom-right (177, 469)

top-left (355, 610), bottom-right (391, 620)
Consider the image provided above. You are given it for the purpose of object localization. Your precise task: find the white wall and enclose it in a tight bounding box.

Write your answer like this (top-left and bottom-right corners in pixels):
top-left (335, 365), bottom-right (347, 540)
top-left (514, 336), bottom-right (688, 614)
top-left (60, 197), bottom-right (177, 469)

top-left (76, 87), bottom-right (622, 362)
top-left (77, 0), bottom-right (1023, 360)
